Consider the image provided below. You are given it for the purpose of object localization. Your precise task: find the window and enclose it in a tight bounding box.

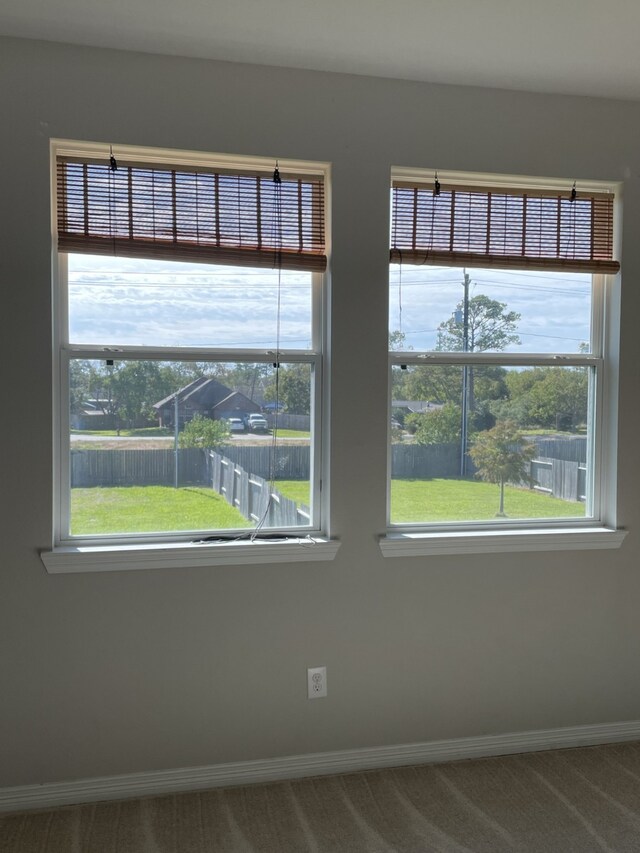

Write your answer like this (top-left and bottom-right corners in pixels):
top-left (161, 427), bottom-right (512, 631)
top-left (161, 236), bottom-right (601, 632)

top-left (386, 169), bottom-right (623, 547)
top-left (51, 142), bottom-right (330, 557)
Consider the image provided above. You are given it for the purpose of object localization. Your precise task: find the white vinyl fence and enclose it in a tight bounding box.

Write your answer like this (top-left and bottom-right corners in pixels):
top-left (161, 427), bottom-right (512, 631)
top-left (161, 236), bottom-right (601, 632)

top-left (208, 451), bottom-right (310, 527)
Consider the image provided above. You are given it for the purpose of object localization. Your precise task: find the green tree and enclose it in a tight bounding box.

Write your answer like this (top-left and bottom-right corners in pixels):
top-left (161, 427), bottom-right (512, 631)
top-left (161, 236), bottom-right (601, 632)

top-left (178, 414), bottom-right (230, 449)
top-left (400, 293), bottom-right (517, 417)
top-left (224, 363), bottom-right (271, 402)
top-left (263, 364), bottom-right (310, 414)
top-left (469, 420), bottom-right (536, 517)
top-left (389, 329), bottom-right (411, 351)
top-left (403, 364), bottom-right (508, 410)
top-left (69, 360), bottom-right (94, 415)
top-left (527, 368), bottom-right (588, 430)
top-left (437, 292), bottom-right (521, 430)
top-left (69, 360), bottom-right (197, 432)
top-left (436, 294), bottom-right (521, 353)
top-left (403, 364), bottom-right (461, 405)
top-left (109, 361), bottom-right (179, 431)
top-left (410, 403), bottom-right (462, 445)
top-left (493, 367), bottom-right (588, 431)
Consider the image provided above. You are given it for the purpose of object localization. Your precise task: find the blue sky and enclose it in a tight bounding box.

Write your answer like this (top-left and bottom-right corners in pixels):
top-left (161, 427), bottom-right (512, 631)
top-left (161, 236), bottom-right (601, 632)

top-left (69, 256), bottom-right (591, 354)
top-left (389, 266), bottom-right (591, 353)
top-left (68, 256), bottom-right (313, 350)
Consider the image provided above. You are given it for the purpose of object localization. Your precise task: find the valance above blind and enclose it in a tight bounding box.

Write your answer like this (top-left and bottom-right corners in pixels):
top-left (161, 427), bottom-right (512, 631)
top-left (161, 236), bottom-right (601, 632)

top-left (390, 181), bottom-right (619, 274)
top-left (56, 157), bottom-right (327, 273)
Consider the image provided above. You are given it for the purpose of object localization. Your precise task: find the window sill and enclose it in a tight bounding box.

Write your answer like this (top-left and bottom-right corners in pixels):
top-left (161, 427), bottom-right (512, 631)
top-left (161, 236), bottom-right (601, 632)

top-left (41, 537), bottom-right (341, 574)
top-left (379, 527), bottom-right (627, 558)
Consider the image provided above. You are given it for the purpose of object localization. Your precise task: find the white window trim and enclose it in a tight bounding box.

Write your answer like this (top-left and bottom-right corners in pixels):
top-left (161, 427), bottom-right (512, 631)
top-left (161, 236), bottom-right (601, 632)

top-left (379, 527), bottom-right (626, 558)
top-left (385, 168), bottom-right (624, 552)
top-left (45, 140), bottom-right (336, 569)
top-left (42, 537), bottom-right (341, 574)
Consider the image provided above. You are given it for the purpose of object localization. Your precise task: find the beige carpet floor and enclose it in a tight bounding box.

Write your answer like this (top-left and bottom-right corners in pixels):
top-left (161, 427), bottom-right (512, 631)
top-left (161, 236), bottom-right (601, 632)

top-left (4, 741), bottom-right (640, 851)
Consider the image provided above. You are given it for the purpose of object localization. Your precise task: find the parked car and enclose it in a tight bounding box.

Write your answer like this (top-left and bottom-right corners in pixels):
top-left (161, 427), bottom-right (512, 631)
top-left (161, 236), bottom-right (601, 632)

top-left (247, 413), bottom-right (269, 431)
top-left (227, 417), bottom-right (245, 433)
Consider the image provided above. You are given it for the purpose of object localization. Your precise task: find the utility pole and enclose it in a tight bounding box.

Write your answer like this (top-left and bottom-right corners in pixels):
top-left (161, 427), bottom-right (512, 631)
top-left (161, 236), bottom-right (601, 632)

top-left (460, 270), bottom-right (470, 477)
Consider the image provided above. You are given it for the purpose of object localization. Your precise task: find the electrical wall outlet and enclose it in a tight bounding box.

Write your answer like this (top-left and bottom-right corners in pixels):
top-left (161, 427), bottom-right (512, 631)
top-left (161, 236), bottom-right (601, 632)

top-left (307, 666), bottom-right (327, 699)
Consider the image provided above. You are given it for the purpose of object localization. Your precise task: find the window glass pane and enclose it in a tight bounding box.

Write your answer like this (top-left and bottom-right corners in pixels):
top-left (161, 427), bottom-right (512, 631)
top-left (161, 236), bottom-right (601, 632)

top-left (69, 359), bottom-right (312, 536)
top-left (389, 266), bottom-right (592, 354)
top-left (68, 256), bottom-right (313, 349)
top-left (390, 364), bottom-right (592, 524)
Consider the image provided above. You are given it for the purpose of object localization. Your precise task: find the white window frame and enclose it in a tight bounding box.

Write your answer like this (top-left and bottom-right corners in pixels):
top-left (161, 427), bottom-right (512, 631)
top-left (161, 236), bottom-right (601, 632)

top-left (381, 168), bottom-right (626, 557)
top-left (43, 140), bottom-right (338, 572)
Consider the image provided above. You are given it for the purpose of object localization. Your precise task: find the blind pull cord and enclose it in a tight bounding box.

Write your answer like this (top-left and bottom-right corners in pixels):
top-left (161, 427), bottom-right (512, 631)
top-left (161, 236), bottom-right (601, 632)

top-left (108, 145), bottom-right (118, 257)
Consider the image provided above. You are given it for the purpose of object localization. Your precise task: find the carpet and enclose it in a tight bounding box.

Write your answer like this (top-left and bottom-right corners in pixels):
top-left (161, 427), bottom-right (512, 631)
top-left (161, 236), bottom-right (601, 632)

top-left (3, 741), bottom-right (640, 851)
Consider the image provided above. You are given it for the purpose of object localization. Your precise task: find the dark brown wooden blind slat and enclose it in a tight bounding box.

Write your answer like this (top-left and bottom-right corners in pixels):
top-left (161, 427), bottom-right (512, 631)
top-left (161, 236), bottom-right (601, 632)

top-left (57, 159), bottom-right (327, 273)
top-left (390, 183), bottom-right (619, 274)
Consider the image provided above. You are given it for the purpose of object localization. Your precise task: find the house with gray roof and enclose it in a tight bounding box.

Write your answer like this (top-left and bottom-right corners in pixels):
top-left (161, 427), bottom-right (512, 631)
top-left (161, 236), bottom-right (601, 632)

top-left (153, 377), bottom-right (260, 428)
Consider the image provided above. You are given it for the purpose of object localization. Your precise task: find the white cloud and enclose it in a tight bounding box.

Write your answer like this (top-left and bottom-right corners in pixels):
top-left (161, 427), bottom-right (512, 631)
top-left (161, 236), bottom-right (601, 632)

top-left (389, 266), bottom-right (590, 353)
top-left (69, 257), bottom-right (312, 348)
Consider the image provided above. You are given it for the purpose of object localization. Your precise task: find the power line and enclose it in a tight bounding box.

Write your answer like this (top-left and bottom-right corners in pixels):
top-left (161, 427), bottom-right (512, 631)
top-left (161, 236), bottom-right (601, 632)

top-left (391, 267), bottom-right (590, 284)
top-left (389, 279), bottom-right (589, 296)
top-left (395, 327), bottom-right (586, 343)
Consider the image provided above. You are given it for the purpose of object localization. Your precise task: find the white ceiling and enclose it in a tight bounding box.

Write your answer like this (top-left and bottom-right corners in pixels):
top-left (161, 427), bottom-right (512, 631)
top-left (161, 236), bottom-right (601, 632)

top-left (2, 0), bottom-right (640, 101)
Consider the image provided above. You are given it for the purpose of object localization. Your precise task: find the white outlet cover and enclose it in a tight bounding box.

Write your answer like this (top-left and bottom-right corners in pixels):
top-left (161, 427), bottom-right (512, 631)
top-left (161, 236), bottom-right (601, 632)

top-left (307, 666), bottom-right (327, 699)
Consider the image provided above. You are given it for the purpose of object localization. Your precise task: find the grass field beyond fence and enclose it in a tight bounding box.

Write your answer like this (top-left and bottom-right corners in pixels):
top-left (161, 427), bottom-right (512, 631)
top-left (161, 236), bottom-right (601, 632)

top-left (390, 479), bottom-right (583, 522)
top-left (71, 486), bottom-right (246, 534)
top-left (71, 478), bottom-right (581, 535)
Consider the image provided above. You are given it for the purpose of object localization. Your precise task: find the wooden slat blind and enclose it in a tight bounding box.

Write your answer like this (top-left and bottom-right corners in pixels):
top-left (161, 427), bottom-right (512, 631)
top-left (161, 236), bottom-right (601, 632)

top-left (57, 157), bottom-right (327, 272)
top-left (390, 181), bottom-right (619, 274)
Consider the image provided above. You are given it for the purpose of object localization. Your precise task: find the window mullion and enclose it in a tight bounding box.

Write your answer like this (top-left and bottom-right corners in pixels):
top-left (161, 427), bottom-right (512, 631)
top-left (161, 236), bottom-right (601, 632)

top-left (590, 274), bottom-right (605, 357)
top-left (56, 348), bottom-right (71, 546)
top-left (388, 352), bottom-right (599, 368)
top-left (63, 345), bottom-right (320, 363)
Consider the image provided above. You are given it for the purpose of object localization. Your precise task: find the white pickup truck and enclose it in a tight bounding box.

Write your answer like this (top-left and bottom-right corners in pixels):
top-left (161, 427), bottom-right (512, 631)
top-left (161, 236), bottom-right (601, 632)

top-left (246, 413), bottom-right (269, 432)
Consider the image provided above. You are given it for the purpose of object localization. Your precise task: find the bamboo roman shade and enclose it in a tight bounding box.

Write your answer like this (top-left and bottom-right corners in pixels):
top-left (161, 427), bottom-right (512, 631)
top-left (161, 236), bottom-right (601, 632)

top-left (57, 157), bottom-right (327, 272)
top-left (390, 181), bottom-right (619, 274)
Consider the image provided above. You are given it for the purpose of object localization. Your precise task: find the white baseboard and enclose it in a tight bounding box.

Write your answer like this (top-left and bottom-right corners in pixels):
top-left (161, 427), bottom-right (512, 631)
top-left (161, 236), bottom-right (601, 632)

top-left (2, 719), bottom-right (640, 813)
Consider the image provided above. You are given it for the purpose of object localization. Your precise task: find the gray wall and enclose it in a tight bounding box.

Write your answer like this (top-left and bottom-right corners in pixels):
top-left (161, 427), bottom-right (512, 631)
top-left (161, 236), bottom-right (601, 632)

top-left (1, 36), bottom-right (639, 788)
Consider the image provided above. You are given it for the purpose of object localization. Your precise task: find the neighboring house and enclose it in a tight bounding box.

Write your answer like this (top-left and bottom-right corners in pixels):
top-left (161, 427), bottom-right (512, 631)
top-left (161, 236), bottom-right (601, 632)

top-left (153, 377), bottom-right (260, 427)
top-left (71, 400), bottom-right (117, 431)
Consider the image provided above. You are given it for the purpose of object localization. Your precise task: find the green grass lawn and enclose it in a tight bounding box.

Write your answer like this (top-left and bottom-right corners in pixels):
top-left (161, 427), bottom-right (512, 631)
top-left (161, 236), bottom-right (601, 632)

top-left (390, 478), bottom-right (583, 522)
top-left (275, 478), bottom-right (582, 521)
top-left (276, 478), bottom-right (581, 521)
top-left (273, 480), bottom-right (310, 506)
top-left (71, 486), bottom-right (246, 534)
top-left (71, 477), bottom-right (582, 535)
top-left (270, 429), bottom-right (310, 439)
